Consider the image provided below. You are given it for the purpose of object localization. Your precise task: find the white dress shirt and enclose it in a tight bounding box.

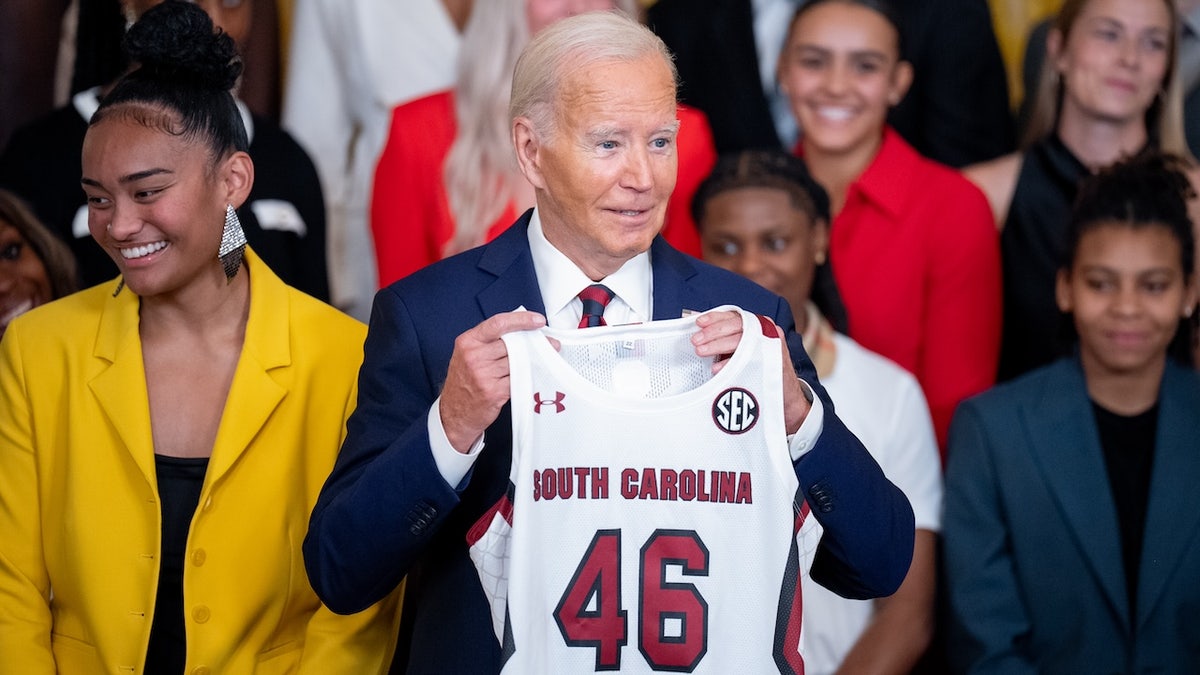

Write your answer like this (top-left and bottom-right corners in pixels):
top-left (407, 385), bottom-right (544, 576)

top-left (429, 209), bottom-right (824, 487)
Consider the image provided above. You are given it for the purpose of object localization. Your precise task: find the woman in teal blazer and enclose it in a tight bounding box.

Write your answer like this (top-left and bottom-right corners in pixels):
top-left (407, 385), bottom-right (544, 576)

top-left (0, 3), bottom-right (398, 672)
top-left (943, 151), bottom-right (1200, 673)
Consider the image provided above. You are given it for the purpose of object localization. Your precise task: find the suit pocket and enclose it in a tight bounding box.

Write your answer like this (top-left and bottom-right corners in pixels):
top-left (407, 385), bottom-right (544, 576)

top-left (256, 639), bottom-right (303, 674)
top-left (51, 632), bottom-right (103, 673)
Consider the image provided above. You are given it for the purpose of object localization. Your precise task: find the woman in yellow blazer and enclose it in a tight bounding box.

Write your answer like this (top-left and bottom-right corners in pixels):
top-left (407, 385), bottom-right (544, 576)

top-left (0, 3), bottom-right (399, 673)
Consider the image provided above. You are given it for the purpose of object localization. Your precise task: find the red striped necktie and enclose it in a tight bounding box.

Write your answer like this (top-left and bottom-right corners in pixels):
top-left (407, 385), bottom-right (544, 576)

top-left (577, 284), bottom-right (615, 328)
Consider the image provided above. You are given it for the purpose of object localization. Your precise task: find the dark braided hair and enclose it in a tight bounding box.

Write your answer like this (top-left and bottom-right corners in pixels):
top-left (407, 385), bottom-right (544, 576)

top-left (91, 0), bottom-right (248, 163)
top-left (692, 149), bottom-right (849, 333)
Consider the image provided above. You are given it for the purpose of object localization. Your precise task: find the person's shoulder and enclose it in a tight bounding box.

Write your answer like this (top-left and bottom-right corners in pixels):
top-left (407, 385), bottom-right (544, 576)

top-left (960, 358), bottom-right (1075, 417)
top-left (833, 333), bottom-right (923, 395)
top-left (886, 136), bottom-right (993, 222)
top-left (251, 255), bottom-right (367, 346)
top-left (289, 288), bottom-right (366, 336)
top-left (963, 152), bottom-right (1022, 224)
top-left (379, 89), bottom-right (457, 167)
top-left (248, 113), bottom-right (319, 165)
top-left (391, 89), bottom-right (455, 127)
top-left (0, 105), bottom-right (87, 171)
top-left (3, 284), bottom-right (112, 345)
top-left (380, 229), bottom-right (505, 312)
top-left (1164, 357), bottom-right (1200, 398)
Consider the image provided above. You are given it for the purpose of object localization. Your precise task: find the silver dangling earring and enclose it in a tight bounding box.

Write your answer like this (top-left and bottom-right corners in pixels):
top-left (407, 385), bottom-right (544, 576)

top-left (218, 203), bottom-right (247, 281)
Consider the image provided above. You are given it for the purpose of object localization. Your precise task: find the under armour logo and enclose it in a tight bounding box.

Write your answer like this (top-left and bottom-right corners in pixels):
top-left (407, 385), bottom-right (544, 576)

top-left (533, 391), bottom-right (566, 414)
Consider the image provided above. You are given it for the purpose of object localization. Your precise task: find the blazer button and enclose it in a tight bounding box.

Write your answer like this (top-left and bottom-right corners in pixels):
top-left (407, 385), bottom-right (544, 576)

top-left (409, 502), bottom-right (439, 535)
top-left (192, 605), bottom-right (211, 624)
top-left (809, 484), bottom-right (835, 513)
top-left (192, 667), bottom-right (211, 675)
top-left (192, 549), bottom-right (206, 567)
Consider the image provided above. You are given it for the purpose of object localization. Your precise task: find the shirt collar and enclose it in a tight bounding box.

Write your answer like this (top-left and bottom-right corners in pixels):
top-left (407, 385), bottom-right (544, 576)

top-left (527, 208), bottom-right (652, 325)
top-left (846, 127), bottom-right (915, 221)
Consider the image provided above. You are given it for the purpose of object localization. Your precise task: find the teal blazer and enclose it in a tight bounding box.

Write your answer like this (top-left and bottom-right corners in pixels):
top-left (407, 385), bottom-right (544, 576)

top-left (944, 357), bottom-right (1200, 673)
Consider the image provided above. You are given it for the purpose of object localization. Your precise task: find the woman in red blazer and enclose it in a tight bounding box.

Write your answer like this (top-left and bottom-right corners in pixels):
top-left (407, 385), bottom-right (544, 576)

top-left (779, 0), bottom-right (1002, 453)
top-left (370, 0), bottom-right (716, 287)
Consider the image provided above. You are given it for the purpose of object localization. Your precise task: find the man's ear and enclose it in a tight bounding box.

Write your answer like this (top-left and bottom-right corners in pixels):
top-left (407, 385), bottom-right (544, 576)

top-left (513, 117), bottom-right (548, 191)
top-left (220, 151), bottom-right (254, 208)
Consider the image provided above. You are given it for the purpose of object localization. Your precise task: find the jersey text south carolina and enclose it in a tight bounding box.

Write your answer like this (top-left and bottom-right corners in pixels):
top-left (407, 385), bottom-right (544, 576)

top-left (532, 466), bottom-right (754, 504)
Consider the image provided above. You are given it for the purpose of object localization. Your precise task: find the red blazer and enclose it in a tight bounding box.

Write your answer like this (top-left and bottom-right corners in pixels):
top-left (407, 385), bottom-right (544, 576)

top-left (370, 90), bottom-right (715, 287)
top-left (813, 129), bottom-right (1001, 453)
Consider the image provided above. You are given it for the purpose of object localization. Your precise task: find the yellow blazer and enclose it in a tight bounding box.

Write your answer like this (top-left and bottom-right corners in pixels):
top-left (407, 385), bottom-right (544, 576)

top-left (0, 250), bottom-right (400, 674)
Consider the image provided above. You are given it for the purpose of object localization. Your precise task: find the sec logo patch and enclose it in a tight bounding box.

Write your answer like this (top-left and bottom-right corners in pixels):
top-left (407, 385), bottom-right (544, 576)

top-left (712, 387), bottom-right (759, 434)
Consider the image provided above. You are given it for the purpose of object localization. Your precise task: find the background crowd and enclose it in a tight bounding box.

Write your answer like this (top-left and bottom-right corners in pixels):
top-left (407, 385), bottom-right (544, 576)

top-left (1, 0), bottom-right (1198, 673)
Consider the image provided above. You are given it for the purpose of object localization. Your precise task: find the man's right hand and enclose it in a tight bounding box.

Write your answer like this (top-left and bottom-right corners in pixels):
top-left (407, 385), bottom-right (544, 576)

top-left (440, 310), bottom-right (547, 452)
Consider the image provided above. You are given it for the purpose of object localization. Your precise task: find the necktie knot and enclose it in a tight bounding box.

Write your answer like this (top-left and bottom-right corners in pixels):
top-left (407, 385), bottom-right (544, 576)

top-left (578, 283), bottom-right (614, 328)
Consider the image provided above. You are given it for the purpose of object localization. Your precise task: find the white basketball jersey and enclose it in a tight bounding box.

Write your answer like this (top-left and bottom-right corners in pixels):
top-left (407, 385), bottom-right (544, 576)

top-left (469, 307), bottom-right (821, 673)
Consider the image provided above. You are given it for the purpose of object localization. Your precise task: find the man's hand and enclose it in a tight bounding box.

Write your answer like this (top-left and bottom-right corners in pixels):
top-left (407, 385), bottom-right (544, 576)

top-left (440, 311), bottom-right (547, 452)
top-left (693, 310), bottom-right (811, 435)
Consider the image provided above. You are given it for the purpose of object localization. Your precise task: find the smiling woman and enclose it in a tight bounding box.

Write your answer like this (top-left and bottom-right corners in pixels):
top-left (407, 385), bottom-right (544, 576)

top-left (779, 0), bottom-right (1003, 453)
top-left (944, 151), bottom-right (1200, 673)
top-left (0, 189), bottom-right (77, 336)
top-left (0, 1), bottom-right (400, 672)
top-left (963, 0), bottom-right (1191, 382)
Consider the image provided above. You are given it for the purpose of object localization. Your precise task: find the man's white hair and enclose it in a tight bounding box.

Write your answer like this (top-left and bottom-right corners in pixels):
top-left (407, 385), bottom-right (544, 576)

top-left (445, 2), bottom-right (641, 257)
top-left (509, 10), bottom-right (678, 141)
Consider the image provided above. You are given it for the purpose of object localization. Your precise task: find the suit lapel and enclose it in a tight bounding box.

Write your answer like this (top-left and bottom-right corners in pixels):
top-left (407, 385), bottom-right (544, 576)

top-left (482, 215), bottom-right (707, 320)
top-left (89, 289), bottom-right (156, 487)
top-left (1022, 361), bottom-right (1130, 628)
top-left (1136, 363), bottom-right (1200, 631)
top-left (650, 237), bottom-right (702, 320)
top-left (475, 211), bottom-right (546, 318)
top-left (206, 254), bottom-right (289, 487)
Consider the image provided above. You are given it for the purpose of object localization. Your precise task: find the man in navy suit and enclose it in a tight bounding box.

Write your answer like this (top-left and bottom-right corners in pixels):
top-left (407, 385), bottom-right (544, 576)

top-left (303, 11), bottom-right (914, 673)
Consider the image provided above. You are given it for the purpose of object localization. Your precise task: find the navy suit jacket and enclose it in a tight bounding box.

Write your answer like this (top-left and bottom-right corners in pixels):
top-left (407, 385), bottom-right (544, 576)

top-left (304, 211), bottom-right (914, 673)
top-left (647, 0), bottom-right (1014, 167)
top-left (944, 358), bottom-right (1200, 673)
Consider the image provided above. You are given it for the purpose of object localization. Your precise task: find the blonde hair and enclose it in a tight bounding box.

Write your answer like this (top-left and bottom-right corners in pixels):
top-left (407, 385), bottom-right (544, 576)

top-left (1023, 0), bottom-right (1189, 157)
top-left (443, 0), bottom-right (640, 256)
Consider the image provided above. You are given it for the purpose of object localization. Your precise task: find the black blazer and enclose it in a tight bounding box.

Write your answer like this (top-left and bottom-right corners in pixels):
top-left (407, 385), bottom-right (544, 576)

top-left (304, 211), bottom-right (915, 674)
top-left (647, 0), bottom-right (1015, 167)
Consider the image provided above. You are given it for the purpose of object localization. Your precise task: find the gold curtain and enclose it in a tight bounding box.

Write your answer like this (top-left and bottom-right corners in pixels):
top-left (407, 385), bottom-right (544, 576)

top-left (988, 0), bottom-right (1064, 109)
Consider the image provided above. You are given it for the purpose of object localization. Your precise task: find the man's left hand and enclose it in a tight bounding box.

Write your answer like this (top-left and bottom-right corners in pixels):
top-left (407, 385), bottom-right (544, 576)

top-left (692, 310), bottom-right (811, 435)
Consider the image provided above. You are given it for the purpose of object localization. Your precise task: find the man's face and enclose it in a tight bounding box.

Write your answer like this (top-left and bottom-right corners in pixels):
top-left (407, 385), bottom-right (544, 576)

top-left (521, 54), bottom-right (679, 280)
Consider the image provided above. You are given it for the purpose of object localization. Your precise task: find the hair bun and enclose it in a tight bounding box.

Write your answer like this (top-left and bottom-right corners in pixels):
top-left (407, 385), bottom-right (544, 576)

top-left (122, 0), bottom-right (242, 91)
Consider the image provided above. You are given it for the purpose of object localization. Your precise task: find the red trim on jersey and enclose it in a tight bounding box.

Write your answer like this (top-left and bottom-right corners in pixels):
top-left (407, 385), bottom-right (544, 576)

top-left (756, 314), bottom-right (779, 339)
top-left (466, 490), bottom-right (515, 547)
top-left (776, 499), bottom-right (811, 675)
